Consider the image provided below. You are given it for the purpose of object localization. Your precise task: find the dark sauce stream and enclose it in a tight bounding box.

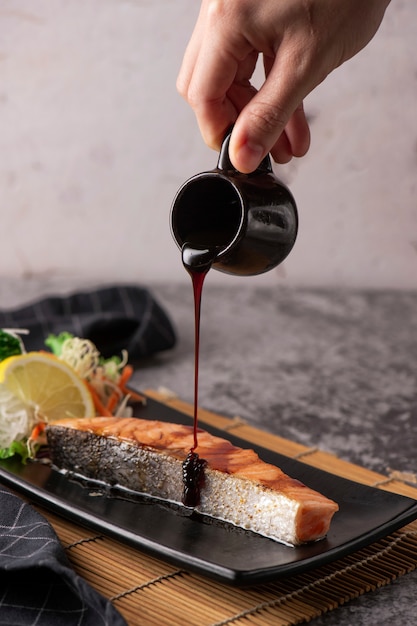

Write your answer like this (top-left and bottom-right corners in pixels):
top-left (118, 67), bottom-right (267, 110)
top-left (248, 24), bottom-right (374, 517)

top-left (181, 243), bottom-right (223, 507)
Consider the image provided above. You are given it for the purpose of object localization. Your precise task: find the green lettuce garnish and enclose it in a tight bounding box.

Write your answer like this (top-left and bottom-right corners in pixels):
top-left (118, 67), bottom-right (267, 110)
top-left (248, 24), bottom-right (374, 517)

top-left (0, 440), bottom-right (29, 463)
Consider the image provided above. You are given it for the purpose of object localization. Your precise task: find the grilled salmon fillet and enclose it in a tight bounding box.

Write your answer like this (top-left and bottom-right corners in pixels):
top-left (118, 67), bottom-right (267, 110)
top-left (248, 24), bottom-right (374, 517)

top-left (46, 416), bottom-right (338, 545)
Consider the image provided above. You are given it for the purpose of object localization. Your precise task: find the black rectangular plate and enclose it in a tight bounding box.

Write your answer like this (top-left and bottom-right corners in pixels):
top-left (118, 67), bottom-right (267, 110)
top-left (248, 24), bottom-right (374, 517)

top-left (1, 394), bottom-right (417, 586)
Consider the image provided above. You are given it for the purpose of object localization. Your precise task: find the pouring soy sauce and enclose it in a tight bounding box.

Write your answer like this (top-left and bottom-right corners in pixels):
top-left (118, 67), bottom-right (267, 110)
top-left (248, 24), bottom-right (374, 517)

top-left (170, 130), bottom-right (298, 506)
top-left (180, 244), bottom-right (216, 507)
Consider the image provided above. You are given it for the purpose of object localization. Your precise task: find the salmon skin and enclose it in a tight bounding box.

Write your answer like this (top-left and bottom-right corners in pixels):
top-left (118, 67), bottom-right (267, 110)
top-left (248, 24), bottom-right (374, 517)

top-left (46, 416), bottom-right (339, 546)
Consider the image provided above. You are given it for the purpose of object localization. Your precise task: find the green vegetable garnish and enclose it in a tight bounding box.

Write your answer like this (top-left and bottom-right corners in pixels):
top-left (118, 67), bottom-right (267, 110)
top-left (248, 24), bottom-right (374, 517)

top-left (0, 329), bottom-right (25, 363)
top-left (0, 439), bottom-right (29, 463)
top-left (45, 331), bottom-right (74, 357)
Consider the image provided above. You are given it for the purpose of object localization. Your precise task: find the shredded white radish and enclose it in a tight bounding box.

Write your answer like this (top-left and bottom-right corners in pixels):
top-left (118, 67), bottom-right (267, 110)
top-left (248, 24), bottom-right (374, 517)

top-left (0, 384), bottom-right (33, 448)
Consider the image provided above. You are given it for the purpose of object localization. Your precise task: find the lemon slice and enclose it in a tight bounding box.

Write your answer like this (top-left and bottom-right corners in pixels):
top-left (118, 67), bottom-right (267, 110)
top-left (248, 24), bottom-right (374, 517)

top-left (0, 352), bottom-right (95, 428)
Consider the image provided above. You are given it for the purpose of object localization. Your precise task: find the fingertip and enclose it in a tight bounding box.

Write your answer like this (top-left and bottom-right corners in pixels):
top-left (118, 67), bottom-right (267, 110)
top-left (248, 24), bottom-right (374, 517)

top-left (198, 119), bottom-right (235, 152)
top-left (176, 73), bottom-right (187, 99)
top-left (286, 106), bottom-right (311, 157)
top-left (291, 127), bottom-right (310, 158)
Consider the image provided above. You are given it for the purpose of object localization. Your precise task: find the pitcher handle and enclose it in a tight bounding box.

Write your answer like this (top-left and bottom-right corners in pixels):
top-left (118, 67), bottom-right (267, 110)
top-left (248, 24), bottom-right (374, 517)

top-left (216, 127), bottom-right (273, 175)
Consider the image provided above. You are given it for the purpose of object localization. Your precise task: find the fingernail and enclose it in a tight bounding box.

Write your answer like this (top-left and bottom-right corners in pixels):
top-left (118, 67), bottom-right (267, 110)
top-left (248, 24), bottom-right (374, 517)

top-left (235, 141), bottom-right (265, 173)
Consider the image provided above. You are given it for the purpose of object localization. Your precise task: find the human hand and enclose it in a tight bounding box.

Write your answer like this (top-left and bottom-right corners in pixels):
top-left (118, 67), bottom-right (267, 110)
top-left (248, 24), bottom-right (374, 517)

top-left (177, 0), bottom-right (391, 173)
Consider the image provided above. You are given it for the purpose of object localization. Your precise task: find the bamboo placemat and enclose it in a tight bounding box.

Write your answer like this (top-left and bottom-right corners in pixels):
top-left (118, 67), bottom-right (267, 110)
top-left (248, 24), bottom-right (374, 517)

top-left (31, 389), bottom-right (417, 625)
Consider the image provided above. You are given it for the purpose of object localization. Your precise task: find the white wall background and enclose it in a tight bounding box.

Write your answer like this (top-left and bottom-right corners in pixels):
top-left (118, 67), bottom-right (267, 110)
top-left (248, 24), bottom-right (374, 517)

top-left (1, 0), bottom-right (416, 290)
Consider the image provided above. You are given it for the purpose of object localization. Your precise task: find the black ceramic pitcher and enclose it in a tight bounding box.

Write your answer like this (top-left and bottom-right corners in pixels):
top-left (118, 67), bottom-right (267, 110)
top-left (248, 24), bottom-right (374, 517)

top-left (170, 130), bottom-right (298, 276)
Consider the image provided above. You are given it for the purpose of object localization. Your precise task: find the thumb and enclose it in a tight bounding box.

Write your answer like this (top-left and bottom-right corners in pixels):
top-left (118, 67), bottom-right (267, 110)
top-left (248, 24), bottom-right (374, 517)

top-left (228, 61), bottom-right (311, 172)
top-left (229, 103), bottom-right (289, 173)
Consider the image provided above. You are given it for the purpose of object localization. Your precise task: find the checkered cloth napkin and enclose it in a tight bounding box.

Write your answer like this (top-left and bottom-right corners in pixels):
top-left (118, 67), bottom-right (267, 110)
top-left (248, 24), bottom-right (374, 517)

top-left (0, 284), bottom-right (176, 359)
top-left (0, 487), bottom-right (126, 625)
